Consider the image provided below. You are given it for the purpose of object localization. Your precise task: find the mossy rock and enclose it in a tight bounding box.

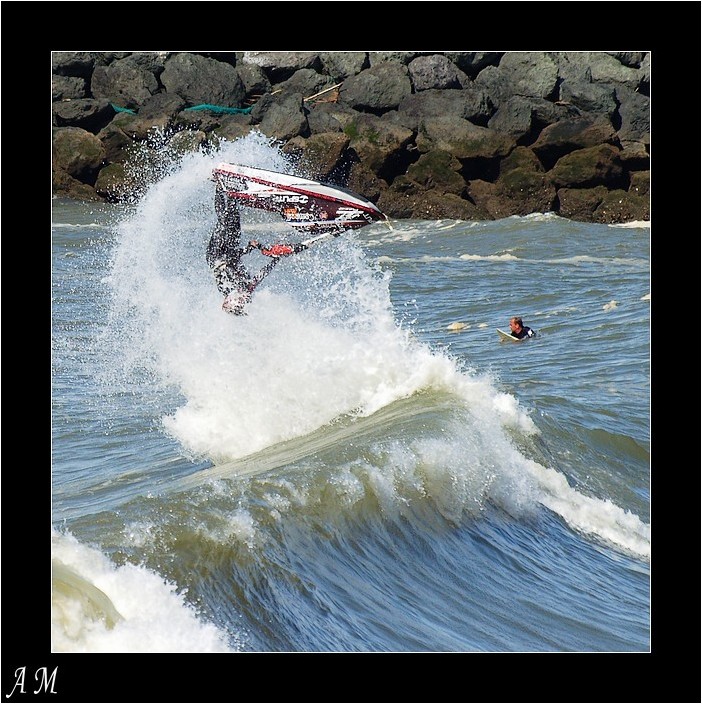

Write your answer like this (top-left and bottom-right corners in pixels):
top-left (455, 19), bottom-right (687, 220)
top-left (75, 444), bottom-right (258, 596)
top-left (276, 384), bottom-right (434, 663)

top-left (406, 150), bottom-right (465, 196)
top-left (549, 144), bottom-right (624, 189)
top-left (593, 190), bottom-right (650, 223)
top-left (556, 186), bottom-right (609, 221)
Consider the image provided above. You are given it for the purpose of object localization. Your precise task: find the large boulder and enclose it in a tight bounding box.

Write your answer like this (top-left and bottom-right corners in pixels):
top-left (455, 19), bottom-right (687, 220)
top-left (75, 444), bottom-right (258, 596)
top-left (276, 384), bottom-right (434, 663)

top-left (409, 190), bottom-right (486, 220)
top-left (560, 81), bottom-right (618, 120)
top-left (368, 52), bottom-right (422, 66)
top-left (94, 162), bottom-right (130, 202)
top-left (407, 54), bottom-right (467, 91)
top-left (466, 161), bottom-right (556, 218)
top-left (582, 51), bottom-right (643, 92)
top-left (339, 61), bottom-right (413, 113)
top-left (628, 170), bottom-right (650, 197)
top-left (345, 113), bottom-right (415, 181)
top-left (464, 179), bottom-right (512, 220)
top-left (319, 52), bottom-right (368, 81)
top-left (275, 68), bottom-right (336, 99)
top-left (52, 99), bottom-right (115, 133)
top-left (531, 116), bottom-right (619, 169)
top-left (52, 75), bottom-right (88, 101)
top-left (493, 168), bottom-right (556, 216)
top-left (284, 132), bottom-right (351, 181)
top-left (346, 163), bottom-right (388, 204)
top-left (140, 92), bottom-right (187, 120)
top-left (488, 96), bottom-right (575, 141)
top-left (475, 52), bottom-right (560, 108)
top-left (52, 51), bottom-right (124, 78)
top-left (444, 52), bottom-right (502, 79)
top-left (95, 120), bottom-right (136, 163)
top-left (102, 110), bottom-right (170, 142)
top-left (549, 144), bottom-right (625, 189)
top-left (160, 53), bottom-right (246, 108)
top-left (378, 176), bottom-right (487, 221)
top-left (256, 93), bottom-right (309, 141)
top-left (494, 145), bottom-right (556, 214)
top-left (91, 55), bottom-right (161, 109)
top-left (236, 62), bottom-right (271, 103)
top-left (306, 102), bottom-right (357, 135)
top-left (593, 190), bottom-right (649, 223)
top-left (53, 165), bottom-right (101, 201)
top-left (618, 141), bottom-right (649, 171)
top-left (615, 86), bottom-right (650, 145)
top-left (52, 127), bottom-right (106, 181)
top-left (405, 150), bottom-right (466, 197)
top-left (417, 116), bottom-right (515, 160)
top-left (210, 115), bottom-right (256, 143)
top-left (397, 86), bottom-right (493, 129)
top-left (240, 51), bottom-right (321, 81)
top-left (607, 51), bottom-right (648, 68)
top-left (556, 186), bottom-right (609, 221)
top-left (499, 146), bottom-right (545, 176)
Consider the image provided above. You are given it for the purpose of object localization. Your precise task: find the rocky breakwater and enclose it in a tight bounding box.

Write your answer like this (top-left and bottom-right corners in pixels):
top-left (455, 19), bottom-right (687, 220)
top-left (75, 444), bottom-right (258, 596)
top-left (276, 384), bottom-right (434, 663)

top-left (52, 51), bottom-right (650, 223)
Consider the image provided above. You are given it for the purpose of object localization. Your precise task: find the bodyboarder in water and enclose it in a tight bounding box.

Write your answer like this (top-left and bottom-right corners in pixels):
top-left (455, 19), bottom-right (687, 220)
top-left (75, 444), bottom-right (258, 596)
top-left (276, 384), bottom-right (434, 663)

top-left (206, 183), bottom-right (306, 314)
top-left (508, 316), bottom-right (536, 339)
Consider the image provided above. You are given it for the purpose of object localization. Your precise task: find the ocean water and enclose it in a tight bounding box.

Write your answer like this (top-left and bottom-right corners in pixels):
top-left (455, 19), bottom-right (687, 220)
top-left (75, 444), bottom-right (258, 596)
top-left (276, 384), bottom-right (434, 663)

top-left (46, 133), bottom-right (652, 696)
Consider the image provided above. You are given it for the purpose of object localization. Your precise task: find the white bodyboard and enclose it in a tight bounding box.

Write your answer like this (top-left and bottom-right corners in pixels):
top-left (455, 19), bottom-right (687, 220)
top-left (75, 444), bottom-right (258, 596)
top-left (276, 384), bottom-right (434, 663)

top-left (497, 328), bottom-right (521, 342)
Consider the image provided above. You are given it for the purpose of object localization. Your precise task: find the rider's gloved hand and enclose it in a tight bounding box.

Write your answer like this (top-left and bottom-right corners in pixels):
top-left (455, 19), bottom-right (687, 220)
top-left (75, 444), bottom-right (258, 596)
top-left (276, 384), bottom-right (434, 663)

top-left (262, 244), bottom-right (294, 257)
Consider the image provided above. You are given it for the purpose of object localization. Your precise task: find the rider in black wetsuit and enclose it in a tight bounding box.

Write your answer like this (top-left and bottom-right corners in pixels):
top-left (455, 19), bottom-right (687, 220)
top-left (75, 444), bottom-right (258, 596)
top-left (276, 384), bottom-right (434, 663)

top-left (207, 184), bottom-right (305, 313)
top-left (509, 316), bottom-right (536, 339)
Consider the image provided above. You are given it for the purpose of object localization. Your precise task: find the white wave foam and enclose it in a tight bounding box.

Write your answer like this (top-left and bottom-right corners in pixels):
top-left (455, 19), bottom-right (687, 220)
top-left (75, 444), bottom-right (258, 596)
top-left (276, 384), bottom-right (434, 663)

top-left (524, 461), bottom-right (651, 559)
top-left (609, 220), bottom-right (650, 229)
top-left (362, 219), bottom-right (481, 246)
top-left (52, 530), bottom-right (237, 653)
top-left (52, 222), bottom-right (105, 230)
top-left (459, 252), bottom-right (520, 261)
